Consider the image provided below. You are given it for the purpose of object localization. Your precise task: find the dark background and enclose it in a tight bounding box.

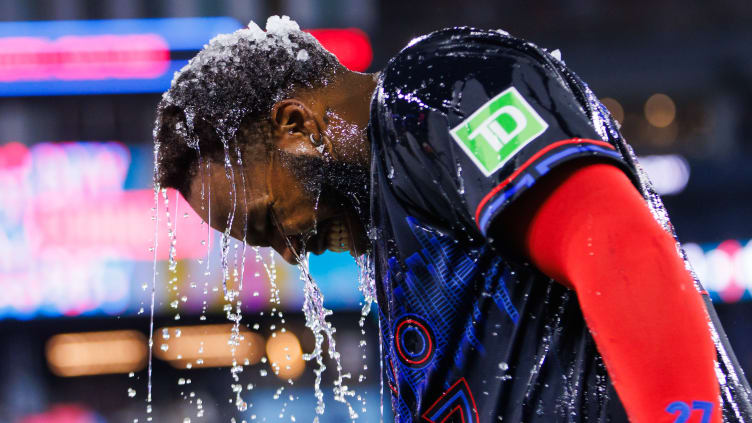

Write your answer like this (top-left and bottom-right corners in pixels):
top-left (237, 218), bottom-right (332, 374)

top-left (0, 0), bottom-right (751, 422)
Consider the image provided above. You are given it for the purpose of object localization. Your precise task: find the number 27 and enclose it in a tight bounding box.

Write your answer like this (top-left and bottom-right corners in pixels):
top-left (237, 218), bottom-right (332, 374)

top-left (666, 401), bottom-right (713, 423)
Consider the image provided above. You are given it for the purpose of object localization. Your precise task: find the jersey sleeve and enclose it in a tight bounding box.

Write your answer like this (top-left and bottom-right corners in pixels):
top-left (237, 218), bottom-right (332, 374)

top-left (371, 29), bottom-right (638, 238)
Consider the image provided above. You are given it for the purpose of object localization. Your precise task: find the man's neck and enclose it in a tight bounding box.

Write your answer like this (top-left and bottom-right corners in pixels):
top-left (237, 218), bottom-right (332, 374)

top-left (334, 71), bottom-right (378, 127)
top-left (319, 71), bottom-right (379, 167)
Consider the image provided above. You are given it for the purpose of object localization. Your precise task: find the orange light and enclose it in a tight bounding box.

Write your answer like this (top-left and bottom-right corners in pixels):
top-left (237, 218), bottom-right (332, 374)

top-left (644, 93), bottom-right (676, 128)
top-left (46, 330), bottom-right (147, 377)
top-left (154, 324), bottom-right (264, 369)
top-left (265, 331), bottom-right (305, 380)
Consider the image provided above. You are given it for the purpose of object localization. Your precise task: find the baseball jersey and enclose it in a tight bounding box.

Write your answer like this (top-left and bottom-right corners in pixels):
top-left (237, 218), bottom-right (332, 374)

top-left (366, 28), bottom-right (752, 422)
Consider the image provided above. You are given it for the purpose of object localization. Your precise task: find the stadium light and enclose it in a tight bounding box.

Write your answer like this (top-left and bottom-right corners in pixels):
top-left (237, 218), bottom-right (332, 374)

top-left (46, 330), bottom-right (147, 377)
top-left (644, 93), bottom-right (676, 128)
top-left (265, 331), bottom-right (305, 380)
top-left (637, 154), bottom-right (690, 195)
top-left (154, 324), bottom-right (265, 369)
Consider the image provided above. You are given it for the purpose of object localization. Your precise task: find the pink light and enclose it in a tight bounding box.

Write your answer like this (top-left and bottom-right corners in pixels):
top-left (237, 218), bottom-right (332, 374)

top-left (25, 188), bottom-right (208, 261)
top-left (0, 34), bottom-right (169, 81)
top-left (19, 404), bottom-right (99, 423)
top-left (307, 28), bottom-right (373, 72)
top-left (715, 240), bottom-right (746, 303)
top-left (0, 141), bottom-right (30, 168)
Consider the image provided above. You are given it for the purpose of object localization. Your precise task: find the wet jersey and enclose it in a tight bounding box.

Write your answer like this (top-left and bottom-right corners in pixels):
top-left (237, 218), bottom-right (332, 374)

top-left (367, 28), bottom-right (752, 422)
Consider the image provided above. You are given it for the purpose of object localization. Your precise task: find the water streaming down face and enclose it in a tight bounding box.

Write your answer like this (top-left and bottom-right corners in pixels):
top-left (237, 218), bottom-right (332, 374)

top-left (265, 206), bottom-right (363, 421)
top-left (354, 253), bottom-right (378, 416)
top-left (151, 15), bottom-right (378, 422)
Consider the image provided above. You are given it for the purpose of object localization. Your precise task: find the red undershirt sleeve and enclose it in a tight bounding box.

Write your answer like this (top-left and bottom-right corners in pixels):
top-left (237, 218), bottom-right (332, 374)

top-left (497, 161), bottom-right (721, 423)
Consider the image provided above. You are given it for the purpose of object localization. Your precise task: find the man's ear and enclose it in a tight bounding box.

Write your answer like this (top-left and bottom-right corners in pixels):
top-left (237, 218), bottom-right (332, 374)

top-left (271, 99), bottom-right (318, 137)
top-left (270, 98), bottom-right (333, 157)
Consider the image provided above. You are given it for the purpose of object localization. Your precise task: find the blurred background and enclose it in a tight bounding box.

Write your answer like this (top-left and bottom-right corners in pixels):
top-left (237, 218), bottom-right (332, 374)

top-left (0, 0), bottom-right (751, 422)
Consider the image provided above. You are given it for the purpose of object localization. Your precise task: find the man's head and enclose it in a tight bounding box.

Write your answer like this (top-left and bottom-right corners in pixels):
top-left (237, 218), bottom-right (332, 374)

top-left (154, 16), bottom-right (375, 263)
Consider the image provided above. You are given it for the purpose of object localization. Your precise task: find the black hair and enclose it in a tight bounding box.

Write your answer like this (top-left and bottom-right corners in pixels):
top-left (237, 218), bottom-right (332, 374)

top-left (153, 17), bottom-right (342, 197)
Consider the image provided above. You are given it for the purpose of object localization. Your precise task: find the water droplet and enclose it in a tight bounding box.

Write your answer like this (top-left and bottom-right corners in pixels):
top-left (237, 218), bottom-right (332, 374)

top-left (128, 388), bottom-right (136, 397)
top-left (456, 162), bottom-right (465, 194)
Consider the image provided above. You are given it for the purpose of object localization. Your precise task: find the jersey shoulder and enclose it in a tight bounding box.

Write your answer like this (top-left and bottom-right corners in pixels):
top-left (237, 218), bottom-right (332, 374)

top-left (370, 28), bottom-right (638, 236)
top-left (375, 27), bottom-right (567, 118)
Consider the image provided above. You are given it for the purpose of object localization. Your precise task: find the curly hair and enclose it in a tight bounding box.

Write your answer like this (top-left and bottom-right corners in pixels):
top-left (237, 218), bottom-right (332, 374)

top-left (153, 16), bottom-right (342, 197)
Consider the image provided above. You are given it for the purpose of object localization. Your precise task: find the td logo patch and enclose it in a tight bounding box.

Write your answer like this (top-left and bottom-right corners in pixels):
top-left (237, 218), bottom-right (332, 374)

top-left (450, 86), bottom-right (548, 176)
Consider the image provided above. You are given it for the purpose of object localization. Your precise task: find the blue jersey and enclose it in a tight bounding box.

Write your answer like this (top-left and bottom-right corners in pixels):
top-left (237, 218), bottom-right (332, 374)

top-left (366, 28), bottom-right (752, 422)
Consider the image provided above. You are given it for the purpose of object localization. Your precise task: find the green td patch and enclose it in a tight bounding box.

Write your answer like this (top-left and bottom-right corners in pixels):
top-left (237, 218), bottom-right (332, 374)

top-left (450, 86), bottom-right (548, 177)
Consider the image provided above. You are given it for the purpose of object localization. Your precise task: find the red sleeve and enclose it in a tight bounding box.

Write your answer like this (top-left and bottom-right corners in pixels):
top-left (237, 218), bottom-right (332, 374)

top-left (499, 162), bottom-right (721, 423)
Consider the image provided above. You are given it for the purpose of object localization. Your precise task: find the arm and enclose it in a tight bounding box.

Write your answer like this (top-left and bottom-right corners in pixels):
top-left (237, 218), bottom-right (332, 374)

top-left (495, 161), bottom-right (721, 423)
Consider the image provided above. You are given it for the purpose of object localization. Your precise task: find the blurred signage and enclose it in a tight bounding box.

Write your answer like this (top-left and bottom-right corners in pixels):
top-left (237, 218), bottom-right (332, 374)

top-left (2, 141), bottom-right (206, 261)
top-left (0, 141), bottom-right (361, 320)
top-left (1, 141), bottom-right (133, 318)
top-left (0, 141), bottom-right (211, 319)
top-left (26, 188), bottom-right (206, 261)
top-left (0, 17), bottom-right (240, 96)
top-left (0, 34), bottom-right (169, 81)
top-left (0, 18), bottom-right (372, 96)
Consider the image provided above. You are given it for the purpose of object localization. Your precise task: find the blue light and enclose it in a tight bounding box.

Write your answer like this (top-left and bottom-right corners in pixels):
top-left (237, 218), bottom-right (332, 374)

top-left (0, 17), bottom-right (240, 50)
top-left (0, 17), bottom-right (241, 97)
top-left (0, 61), bottom-right (185, 96)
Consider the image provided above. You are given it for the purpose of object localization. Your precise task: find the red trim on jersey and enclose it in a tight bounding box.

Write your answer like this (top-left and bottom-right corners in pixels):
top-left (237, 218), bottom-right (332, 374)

top-left (389, 382), bottom-right (399, 396)
top-left (473, 138), bottom-right (615, 228)
top-left (421, 378), bottom-right (479, 423)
